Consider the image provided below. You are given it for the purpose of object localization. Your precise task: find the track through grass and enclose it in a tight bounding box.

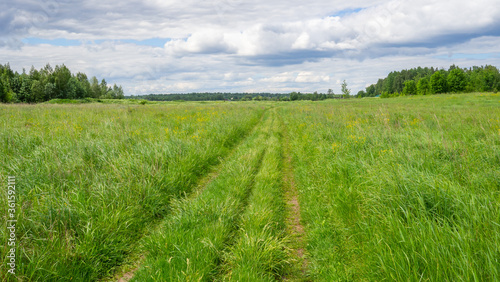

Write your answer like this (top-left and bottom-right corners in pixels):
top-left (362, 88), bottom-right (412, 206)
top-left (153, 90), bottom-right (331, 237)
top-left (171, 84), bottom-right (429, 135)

top-left (130, 110), bottom-right (274, 280)
top-left (280, 111), bottom-right (310, 281)
top-left (220, 108), bottom-right (290, 281)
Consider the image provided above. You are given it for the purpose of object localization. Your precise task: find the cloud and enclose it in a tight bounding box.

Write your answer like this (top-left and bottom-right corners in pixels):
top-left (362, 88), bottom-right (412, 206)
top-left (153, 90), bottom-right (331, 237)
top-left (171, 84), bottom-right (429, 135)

top-left (158, 0), bottom-right (500, 63)
top-left (1, 0), bottom-right (500, 95)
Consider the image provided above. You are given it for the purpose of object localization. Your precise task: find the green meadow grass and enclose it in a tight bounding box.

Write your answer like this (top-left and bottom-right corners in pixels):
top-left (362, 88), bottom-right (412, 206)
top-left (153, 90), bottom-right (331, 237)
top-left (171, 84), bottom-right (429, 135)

top-left (221, 109), bottom-right (289, 281)
top-left (283, 93), bottom-right (500, 281)
top-left (0, 93), bottom-right (499, 281)
top-left (0, 102), bottom-right (264, 281)
top-left (132, 108), bottom-right (289, 281)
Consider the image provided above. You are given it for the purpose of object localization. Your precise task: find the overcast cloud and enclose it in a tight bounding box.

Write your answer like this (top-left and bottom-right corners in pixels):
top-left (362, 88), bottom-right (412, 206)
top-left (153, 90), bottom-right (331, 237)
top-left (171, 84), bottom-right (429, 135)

top-left (1, 0), bottom-right (500, 94)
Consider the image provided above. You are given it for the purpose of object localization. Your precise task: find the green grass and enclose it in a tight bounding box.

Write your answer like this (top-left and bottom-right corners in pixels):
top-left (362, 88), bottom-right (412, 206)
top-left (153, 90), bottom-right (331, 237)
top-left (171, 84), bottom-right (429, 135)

top-left (283, 93), bottom-right (500, 280)
top-left (0, 102), bottom-right (264, 281)
top-left (132, 109), bottom-right (273, 281)
top-left (220, 108), bottom-right (289, 281)
top-left (1, 93), bottom-right (499, 281)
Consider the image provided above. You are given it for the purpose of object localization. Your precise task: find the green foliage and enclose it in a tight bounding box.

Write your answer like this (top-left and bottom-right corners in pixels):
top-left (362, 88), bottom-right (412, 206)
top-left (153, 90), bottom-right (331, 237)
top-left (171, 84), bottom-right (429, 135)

top-left (356, 90), bottom-right (366, 97)
top-left (0, 78), bottom-right (7, 102)
top-left (402, 80), bottom-right (417, 95)
top-left (447, 68), bottom-right (467, 93)
top-left (365, 65), bottom-right (500, 98)
top-left (417, 76), bottom-right (430, 95)
top-left (430, 71), bottom-right (448, 94)
top-left (341, 80), bottom-right (351, 97)
top-left (366, 84), bottom-right (376, 97)
top-left (0, 63), bottom-right (124, 103)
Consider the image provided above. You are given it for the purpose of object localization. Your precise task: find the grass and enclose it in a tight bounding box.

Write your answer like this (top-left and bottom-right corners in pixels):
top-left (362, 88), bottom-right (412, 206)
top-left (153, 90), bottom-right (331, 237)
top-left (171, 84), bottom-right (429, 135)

top-left (132, 108), bottom-right (289, 281)
top-left (1, 93), bottom-right (499, 281)
top-left (220, 108), bottom-right (289, 281)
top-left (283, 92), bottom-right (500, 280)
top-left (0, 102), bottom-right (264, 281)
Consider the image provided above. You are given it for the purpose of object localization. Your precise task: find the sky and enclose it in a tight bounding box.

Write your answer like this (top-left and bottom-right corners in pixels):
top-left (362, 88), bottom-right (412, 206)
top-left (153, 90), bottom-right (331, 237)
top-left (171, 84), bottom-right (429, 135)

top-left (1, 0), bottom-right (500, 95)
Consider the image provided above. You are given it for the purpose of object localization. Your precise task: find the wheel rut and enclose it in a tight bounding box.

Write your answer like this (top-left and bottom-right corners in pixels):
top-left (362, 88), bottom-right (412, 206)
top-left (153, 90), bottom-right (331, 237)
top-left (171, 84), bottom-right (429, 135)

top-left (281, 113), bottom-right (309, 281)
top-left (111, 107), bottom-right (270, 282)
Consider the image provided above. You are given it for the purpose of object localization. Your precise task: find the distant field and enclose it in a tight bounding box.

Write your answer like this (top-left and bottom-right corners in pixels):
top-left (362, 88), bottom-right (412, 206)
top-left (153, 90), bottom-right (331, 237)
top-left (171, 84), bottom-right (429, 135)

top-left (1, 93), bottom-right (499, 281)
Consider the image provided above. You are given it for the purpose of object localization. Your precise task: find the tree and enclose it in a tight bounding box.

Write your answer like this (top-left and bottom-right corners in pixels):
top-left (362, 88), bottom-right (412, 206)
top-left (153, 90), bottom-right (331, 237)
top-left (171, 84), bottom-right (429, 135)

top-left (366, 85), bottom-right (376, 97)
top-left (417, 77), bottom-right (430, 95)
top-left (66, 77), bottom-right (86, 99)
top-left (447, 68), bottom-right (467, 93)
top-left (17, 76), bottom-right (33, 102)
top-left (76, 72), bottom-right (91, 97)
top-left (89, 76), bottom-right (100, 98)
top-left (100, 79), bottom-right (108, 98)
top-left (44, 83), bottom-right (56, 100)
top-left (289, 92), bottom-right (299, 101)
top-left (0, 79), bottom-right (6, 102)
top-left (402, 80), bottom-right (417, 96)
top-left (30, 80), bottom-right (45, 102)
top-left (53, 64), bottom-right (72, 98)
top-left (357, 90), bottom-right (366, 98)
top-left (430, 71), bottom-right (447, 94)
top-left (113, 84), bottom-right (124, 99)
top-left (341, 80), bottom-right (350, 98)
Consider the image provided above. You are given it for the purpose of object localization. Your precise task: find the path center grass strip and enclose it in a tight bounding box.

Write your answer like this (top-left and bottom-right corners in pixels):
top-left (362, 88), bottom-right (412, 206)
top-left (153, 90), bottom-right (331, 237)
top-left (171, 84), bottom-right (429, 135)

top-left (220, 109), bottom-right (290, 281)
top-left (131, 110), bottom-right (275, 281)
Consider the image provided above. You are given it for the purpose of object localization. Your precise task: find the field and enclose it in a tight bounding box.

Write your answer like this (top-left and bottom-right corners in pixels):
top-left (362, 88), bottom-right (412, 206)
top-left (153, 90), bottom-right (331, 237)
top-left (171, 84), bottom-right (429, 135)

top-left (1, 93), bottom-right (500, 281)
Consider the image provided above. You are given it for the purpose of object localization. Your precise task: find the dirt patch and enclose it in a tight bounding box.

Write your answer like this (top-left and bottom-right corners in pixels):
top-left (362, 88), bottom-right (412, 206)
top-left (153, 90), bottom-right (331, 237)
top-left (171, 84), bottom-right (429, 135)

top-left (116, 266), bottom-right (139, 282)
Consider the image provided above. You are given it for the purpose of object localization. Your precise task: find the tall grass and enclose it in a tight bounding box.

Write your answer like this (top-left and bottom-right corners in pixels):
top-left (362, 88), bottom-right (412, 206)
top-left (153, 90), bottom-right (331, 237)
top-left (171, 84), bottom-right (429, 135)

top-left (0, 102), bottom-right (264, 281)
top-left (283, 93), bottom-right (500, 280)
top-left (131, 109), bottom-right (275, 281)
top-left (1, 93), bottom-right (499, 281)
top-left (221, 108), bottom-right (289, 281)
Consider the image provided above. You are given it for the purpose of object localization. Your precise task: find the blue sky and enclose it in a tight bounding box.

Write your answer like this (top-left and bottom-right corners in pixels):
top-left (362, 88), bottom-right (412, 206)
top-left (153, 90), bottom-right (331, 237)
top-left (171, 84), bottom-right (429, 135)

top-left (1, 0), bottom-right (500, 95)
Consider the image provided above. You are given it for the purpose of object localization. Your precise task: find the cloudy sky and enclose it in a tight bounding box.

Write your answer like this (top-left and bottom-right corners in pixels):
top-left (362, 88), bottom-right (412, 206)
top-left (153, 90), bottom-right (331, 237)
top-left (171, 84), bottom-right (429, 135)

top-left (1, 0), bottom-right (500, 95)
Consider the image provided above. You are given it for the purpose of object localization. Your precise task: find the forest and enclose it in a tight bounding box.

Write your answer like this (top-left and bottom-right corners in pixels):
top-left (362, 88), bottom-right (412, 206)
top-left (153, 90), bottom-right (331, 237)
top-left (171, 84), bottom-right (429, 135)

top-left (0, 63), bottom-right (124, 103)
top-left (358, 65), bottom-right (500, 98)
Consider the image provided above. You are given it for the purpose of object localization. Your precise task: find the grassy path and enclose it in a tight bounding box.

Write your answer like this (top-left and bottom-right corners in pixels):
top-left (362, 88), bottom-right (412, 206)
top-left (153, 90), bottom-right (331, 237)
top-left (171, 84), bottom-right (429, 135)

top-left (127, 108), bottom-right (294, 281)
top-left (280, 112), bottom-right (309, 281)
top-left (110, 108), bottom-right (270, 282)
top-left (219, 108), bottom-right (289, 281)
top-left (130, 110), bottom-right (273, 280)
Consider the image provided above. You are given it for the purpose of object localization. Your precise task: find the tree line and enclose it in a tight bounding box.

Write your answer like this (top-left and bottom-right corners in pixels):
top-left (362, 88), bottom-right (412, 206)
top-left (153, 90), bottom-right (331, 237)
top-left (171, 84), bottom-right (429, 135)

top-left (129, 91), bottom-right (346, 102)
top-left (0, 63), bottom-right (124, 103)
top-left (128, 92), bottom-right (287, 101)
top-left (357, 65), bottom-right (500, 98)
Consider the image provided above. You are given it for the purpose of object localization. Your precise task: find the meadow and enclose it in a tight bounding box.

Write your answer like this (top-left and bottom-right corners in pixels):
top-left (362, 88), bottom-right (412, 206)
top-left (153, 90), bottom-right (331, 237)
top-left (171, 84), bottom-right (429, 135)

top-left (1, 93), bottom-right (499, 281)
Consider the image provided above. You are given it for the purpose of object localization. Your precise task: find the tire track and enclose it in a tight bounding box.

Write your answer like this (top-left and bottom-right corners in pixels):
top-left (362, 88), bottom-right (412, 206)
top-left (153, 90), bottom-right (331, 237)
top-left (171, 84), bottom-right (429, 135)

top-left (281, 110), bottom-right (309, 281)
top-left (122, 109), bottom-right (272, 281)
top-left (110, 108), bottom-right (269, 282)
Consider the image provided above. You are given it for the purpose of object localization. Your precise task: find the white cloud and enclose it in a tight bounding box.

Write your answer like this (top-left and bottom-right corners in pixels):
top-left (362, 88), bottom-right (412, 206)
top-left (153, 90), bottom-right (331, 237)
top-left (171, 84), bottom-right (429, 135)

top-left (1, 0), bottom-right (500, 94)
